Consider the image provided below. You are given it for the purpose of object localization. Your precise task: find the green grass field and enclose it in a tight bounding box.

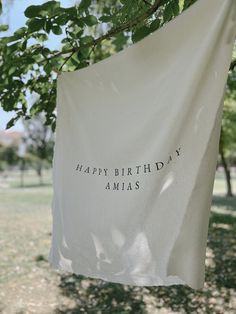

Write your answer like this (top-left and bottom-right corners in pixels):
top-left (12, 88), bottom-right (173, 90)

top-left (0, 169), bottom-right (235, 314)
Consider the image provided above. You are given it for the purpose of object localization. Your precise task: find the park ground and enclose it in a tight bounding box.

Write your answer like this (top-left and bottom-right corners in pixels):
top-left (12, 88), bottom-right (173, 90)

top-left (0, 169), bottom-right (236, 314)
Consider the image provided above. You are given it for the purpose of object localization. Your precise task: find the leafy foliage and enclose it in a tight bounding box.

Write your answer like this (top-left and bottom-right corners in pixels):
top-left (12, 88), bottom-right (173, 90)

top-left (22, 112), bottom-right (55, 183)
top-left (219, 65), bottom-right (236, 157)
top-left (0, 143), bottom-right (20, 171)
top-left (0, 0), bottom-right (229, 132)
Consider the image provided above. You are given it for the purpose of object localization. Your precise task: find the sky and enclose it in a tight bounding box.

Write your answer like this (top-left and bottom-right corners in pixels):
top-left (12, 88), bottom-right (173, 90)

top-left (0, 0), bottom-right (76, 131)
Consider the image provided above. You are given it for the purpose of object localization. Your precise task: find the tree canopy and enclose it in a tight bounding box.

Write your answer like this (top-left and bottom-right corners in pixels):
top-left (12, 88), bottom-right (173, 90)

top-left (0, 0), bottom-right (235, 132)
top-left (0, 0), bottom-right (201, 131)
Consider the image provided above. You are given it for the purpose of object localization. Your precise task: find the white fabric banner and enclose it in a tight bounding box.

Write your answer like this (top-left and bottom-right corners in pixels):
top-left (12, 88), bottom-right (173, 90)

top-left (48, 0), bottom-right (236, 289)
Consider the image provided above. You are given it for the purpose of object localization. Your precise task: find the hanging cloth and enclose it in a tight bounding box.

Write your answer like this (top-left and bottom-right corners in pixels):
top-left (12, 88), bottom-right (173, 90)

top-left (48, 0), bottom-right (236, 289)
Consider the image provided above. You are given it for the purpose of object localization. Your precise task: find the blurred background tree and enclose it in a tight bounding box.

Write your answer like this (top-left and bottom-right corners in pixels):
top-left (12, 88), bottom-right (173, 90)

top-left (0, 142), bottom-right (19, 171)
top-left (219, 53), bottom-right (236, 196)
top-left (22, 112), bottom-right (54, 185)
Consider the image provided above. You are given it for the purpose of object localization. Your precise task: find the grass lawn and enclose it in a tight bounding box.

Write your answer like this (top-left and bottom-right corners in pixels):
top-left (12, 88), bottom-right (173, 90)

top-left (0, 169), bottom-right (235, 314)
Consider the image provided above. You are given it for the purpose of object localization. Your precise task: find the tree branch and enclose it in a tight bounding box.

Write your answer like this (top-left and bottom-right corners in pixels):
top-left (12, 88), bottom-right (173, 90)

top-left (58, 50), bottom-right (76, 73)
top-left (39, 0), bottom-right (162, 71)
top-left (229, 59), bottom-right (236, 71)
top-left (142, 0), bottom-right (152, 6)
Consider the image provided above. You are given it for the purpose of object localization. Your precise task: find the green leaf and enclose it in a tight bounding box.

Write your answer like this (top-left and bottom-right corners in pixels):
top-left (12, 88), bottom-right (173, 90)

top-left (30, 102), bottom-right (42, 116)
top-left (32, 33), bottom-right (48, 42)
top-left (99, 15), bottom-right (112, 23)
top-left (27, 18), bottom-right (45, 32)
top-left (55, 14), bottom-right (68, 26)
top-left (75, 28), bottom-right (84, 38)
top-left (61, 38), bottom-right (70, 44)
top-left (22, 39), bottom-right (27, 50)
top-left (51, 25), bottom-right (62, 35)
top-left (8, 66), bottom-right (17, 76)
top-left (51, 120), bottom-right (56, 132)
top-left (25, 56), bottom-right (36, 64)
top-left (77, 60), bottom-right (89, 69)
top-left (44, 20), bottom-right (52, 33)
top-left (79, 0), bottom-right (92, 11)
top-left (75, 18), bottom-right (85, 28)
top-left (6, 116), bottom-right (20, 129)
top-left (83, 15), bottom-right (97, 26)
top-left (79, 35), bottom-right (94, 45)
top-left (44, 63), bottom-right (52, 75)
top-left (171, 0), bottom-right (179, 16)
top-left (41, 1), bottom-right (60, 13)
top-left (0, 24), bottom-right (9, 32)
top-left (14, 27), bottom-right (27, 37)
top-left (24, 5), bottom-right (42, 18)
top-left (112, 33), bottom-right (128, 50)
top-left (64, 7), bottom-right (77, 16)
top-left (41, 47), bottom-right (51, 55)
top-left (132, 25), bottom-right (151, 43)
top-left (70, 56), bottom-right (80, 67)
top-left (24, 1), bottom-right (61, 19)
top-left (7, 42), bottom-right (21, 53)
top-left (80, 47), bottom-right (90, 58)
top-left (149, 19), bottom-right (160, 32)
top-left (163, 3), bottom-right (173, 23)
top-left (62, 43), bottom-right (72, 51)
top-left (183, 0), bottom-right (197, 10)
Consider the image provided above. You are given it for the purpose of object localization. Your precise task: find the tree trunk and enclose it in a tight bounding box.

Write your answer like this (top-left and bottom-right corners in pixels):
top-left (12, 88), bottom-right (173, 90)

top-left (20, 158), bottom-right (25, 188)
top-left (219, 147), bottom-right (233, 197)
top-left (36, 163), bottom-right (43, 186)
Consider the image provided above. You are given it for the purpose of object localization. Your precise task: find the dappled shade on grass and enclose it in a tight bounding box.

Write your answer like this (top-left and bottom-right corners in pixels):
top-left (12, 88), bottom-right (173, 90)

top-left (54, 196), bottom-right (236, 314)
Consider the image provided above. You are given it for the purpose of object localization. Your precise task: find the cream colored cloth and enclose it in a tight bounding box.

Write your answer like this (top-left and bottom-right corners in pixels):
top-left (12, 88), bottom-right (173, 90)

top-left (48, 0), bottom-right (236, 289)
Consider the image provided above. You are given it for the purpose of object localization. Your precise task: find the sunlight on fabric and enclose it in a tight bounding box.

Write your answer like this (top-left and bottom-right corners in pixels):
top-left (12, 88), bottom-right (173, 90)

top-left (160, 172), bottom-right (174, 195)
top-left (91, 232), bottom-right (112, 272)
top-left (111, 226), bottom-right (126, 248)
